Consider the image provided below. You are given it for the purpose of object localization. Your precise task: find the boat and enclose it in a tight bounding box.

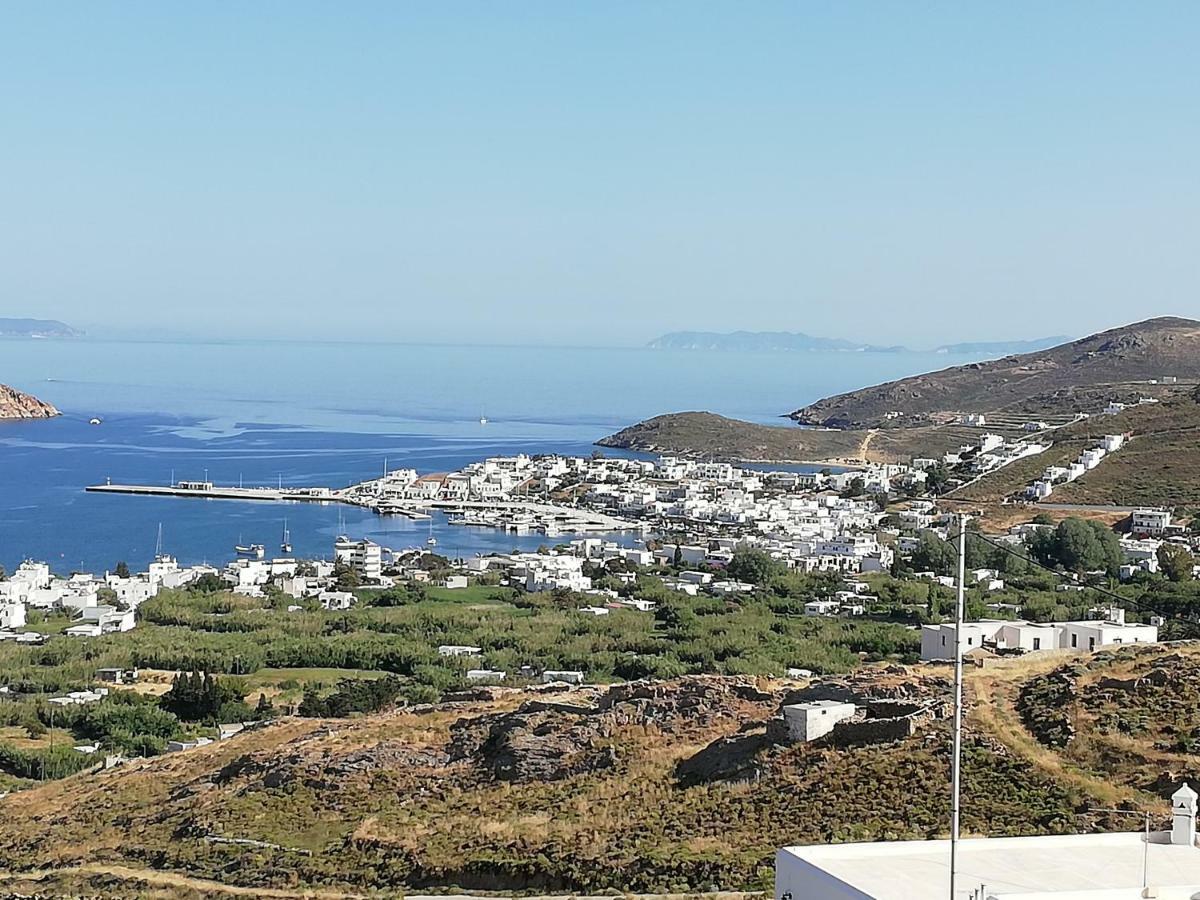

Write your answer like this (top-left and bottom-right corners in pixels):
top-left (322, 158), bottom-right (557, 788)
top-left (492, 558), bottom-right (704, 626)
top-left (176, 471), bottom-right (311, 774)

top-left (88, 417), bottom-right (102, 426)
top-left (479, 416), bottom-right (488, 425)
top-left (425, 518), bottom-right (437, 547)
top-left (280, 519), bottom-right (292, 555)
top-left (234, 543), bottom-right (265, 559)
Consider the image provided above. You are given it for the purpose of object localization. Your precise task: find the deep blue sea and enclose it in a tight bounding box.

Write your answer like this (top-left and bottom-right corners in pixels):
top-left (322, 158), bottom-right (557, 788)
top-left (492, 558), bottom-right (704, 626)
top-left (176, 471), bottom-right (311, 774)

top-left (0, 339), bottom-right (984, 573)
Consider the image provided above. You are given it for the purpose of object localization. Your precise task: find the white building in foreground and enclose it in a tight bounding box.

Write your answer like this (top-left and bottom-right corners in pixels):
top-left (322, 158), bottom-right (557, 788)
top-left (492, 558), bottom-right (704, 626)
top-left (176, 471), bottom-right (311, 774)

top-left (920, 615), bottom-right (1158, 661)
top-left (776, 784), bottom-right (1200, 899)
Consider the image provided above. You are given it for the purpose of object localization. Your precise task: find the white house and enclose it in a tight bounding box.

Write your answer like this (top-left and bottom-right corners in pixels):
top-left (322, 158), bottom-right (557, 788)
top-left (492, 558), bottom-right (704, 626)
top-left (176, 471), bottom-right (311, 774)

top-left (333, 536), bottom-right (383, 581)
top-left (775, 784), bottom-right (1200, 900)
top-left (1132, 508), bottom-right (1172, 537)
top-left (921, 614), bottom-right (1158, 661)
top-left (781, 701), bottom-right (857, 743)
top-left (541, 670), bottom-right (585, 685)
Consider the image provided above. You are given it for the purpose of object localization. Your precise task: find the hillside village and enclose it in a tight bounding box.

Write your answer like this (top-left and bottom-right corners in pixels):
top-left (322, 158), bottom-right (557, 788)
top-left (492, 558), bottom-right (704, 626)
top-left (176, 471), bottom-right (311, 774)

top-left (4, 383), bottom-right (1200, 896)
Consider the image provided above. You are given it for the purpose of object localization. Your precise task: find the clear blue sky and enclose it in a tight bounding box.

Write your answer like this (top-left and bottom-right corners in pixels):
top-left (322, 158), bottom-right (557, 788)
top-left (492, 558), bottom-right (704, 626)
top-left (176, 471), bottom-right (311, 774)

top-left (1, 2), bottom-right (1197, 346)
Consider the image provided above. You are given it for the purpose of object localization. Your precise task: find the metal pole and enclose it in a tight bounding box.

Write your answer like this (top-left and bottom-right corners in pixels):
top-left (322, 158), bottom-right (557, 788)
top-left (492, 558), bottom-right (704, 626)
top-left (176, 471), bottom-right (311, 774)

top-left (951, 513), bottom-right (968, 900)
top-left (1144, 812), bottom-right (1149, 891)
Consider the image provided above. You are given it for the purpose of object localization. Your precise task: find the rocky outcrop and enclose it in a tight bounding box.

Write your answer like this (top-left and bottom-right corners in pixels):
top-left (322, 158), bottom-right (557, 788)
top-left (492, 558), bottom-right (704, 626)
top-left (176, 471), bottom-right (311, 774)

top-left (449, 676), bottom-right (778, 784)
top-left (0, 383), bottom-right (59, 419)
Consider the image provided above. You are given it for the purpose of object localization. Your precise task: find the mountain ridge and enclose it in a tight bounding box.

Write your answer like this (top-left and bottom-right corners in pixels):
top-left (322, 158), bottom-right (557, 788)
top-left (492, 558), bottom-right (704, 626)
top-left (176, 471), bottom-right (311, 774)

top-left (791, 316), bottom-right (1200, 428)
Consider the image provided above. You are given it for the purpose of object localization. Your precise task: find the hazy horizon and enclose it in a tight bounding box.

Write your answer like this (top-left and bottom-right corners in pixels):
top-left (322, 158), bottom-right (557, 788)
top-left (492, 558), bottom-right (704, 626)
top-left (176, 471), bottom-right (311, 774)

top-left (3, 3), bottom-right (1197, 345)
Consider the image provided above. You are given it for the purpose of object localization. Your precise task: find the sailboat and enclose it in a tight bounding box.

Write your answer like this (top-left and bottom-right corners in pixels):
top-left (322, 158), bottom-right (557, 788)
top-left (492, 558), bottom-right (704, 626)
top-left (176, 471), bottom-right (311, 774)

top-left (234, 534), bottom-right (265, 559)
top-left (280, 519), bottom-right (293, 555)
top-left (426, 517), bottom-right (437, 548)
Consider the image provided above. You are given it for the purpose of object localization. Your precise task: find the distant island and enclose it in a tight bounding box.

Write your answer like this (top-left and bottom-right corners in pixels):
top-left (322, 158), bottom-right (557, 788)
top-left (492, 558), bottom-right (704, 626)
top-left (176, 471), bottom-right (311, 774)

top-left (934, 336), bottom-right (1069, 355)
top-left (0, 318), bottom-right (81, 338)
top-left (646, 329), bottom-right (1066, 355)
top-left (646, 330), bottom-right (903, 352)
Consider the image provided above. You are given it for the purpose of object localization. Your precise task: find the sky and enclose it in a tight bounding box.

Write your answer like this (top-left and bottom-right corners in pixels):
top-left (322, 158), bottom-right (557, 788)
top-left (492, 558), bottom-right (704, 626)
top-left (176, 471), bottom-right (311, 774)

top-left (1, 2), bottom-right (1197, 347)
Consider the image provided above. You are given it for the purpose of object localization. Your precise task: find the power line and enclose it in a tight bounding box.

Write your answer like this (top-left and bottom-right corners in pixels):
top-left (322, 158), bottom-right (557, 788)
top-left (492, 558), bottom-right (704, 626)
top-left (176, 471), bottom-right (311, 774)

top-left (935, 526), bottom-right (1200, 635)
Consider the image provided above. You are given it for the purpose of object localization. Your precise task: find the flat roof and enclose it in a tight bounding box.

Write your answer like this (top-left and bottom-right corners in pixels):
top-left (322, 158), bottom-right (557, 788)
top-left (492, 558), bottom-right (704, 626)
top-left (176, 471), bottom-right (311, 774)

top-left (779, 832), bottom-right (1200, 899)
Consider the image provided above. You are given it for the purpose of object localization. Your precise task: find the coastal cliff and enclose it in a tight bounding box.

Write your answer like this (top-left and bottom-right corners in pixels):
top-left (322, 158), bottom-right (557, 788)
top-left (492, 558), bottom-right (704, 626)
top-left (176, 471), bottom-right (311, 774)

top-left (0, 383), bottom-right (59, 419)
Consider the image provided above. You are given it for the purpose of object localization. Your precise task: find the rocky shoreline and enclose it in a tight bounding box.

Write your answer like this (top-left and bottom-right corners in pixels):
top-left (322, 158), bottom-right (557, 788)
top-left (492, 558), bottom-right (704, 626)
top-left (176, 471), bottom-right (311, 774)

top-left (0, 383), bottom-right (59, 420)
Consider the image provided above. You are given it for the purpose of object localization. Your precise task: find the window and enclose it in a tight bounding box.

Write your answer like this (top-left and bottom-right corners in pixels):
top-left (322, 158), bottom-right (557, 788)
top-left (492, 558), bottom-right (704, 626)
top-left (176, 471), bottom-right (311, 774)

top-left (1071, 633), bottom-right (1078, 648)
top-left (942, 635), bottom-right (946, 646)
top-left (1089, 637), bottom-right (1095, 650)
top-left (967, 637), bottom-right (973, 646)
top-left (1033, 638), bottom-right (1041, 650)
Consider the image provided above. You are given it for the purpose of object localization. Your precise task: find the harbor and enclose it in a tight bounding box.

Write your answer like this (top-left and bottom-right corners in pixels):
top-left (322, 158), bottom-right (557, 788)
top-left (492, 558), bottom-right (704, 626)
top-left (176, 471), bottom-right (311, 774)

top-left (86, 470), bottom-right (643, 539)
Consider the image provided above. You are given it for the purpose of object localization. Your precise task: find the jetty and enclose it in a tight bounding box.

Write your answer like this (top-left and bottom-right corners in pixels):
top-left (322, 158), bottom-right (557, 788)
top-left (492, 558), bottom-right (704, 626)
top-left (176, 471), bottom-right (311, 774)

top-left (85, 476), bottom-right (640, 535)
top-left (86, 480), bottom-right (341, 504)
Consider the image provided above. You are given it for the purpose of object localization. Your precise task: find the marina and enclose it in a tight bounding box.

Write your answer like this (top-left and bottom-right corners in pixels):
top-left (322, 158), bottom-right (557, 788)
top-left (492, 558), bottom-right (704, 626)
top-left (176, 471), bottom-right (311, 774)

top-left (86, 472), bottom-right (642, 539)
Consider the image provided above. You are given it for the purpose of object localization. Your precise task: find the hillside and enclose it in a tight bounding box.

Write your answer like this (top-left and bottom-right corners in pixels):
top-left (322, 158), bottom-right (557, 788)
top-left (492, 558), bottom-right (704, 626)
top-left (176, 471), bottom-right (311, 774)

top-left (952, 387), bottom-right (1200, 508)
top-left (792, 316), bottom-right (1200, 428)
top-left (2, 644), bottom-right (1196, 897)
top-left (596, 412), bottom-right (864, 462)
top-left (0, 383), bottom-right (59, 420)
top-left (597, 411), bottom-right (1003, 464)
top-left (0, 317), bottom-right (80, 338)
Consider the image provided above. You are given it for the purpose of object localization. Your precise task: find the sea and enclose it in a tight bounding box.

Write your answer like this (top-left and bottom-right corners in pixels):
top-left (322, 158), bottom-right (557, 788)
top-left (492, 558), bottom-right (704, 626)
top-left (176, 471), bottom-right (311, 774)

top-left (0, 339), bottom-right (985, 574)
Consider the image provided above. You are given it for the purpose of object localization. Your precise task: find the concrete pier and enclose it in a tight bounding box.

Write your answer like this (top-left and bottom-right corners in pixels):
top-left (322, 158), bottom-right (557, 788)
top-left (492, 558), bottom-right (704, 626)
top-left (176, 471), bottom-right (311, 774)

top-left (86, 483), bottom-right (340, 503)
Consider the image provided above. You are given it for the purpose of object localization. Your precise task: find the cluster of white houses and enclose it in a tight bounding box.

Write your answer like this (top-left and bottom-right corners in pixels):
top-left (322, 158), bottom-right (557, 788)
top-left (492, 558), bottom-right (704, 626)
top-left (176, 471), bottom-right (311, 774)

top-left (0, 556), bottom-right (214, 639)
top-left (1024, 433), bottom-right (1126, 500)
top-left (920, 606), bottom-right (1158, 661)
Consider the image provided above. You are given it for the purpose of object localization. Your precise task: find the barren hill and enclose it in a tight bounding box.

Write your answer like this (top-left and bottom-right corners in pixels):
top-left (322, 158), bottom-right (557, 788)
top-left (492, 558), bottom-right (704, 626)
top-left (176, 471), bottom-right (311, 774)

top-left (0, 383), bottom-right (59, 420)
top-left (791, 316), bottom-right (1200, 428)
top-left (4, 649), bottom-right (1198, 897)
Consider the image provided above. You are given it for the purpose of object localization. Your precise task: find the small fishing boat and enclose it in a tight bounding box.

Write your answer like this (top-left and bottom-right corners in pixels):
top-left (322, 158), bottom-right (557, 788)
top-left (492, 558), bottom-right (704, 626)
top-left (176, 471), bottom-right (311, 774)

top-left (235, 542), bottom-right (265, 559)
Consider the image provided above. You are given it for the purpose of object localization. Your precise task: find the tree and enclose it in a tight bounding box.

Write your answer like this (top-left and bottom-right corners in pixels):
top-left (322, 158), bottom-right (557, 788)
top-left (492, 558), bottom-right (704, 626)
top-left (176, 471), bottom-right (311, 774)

top-left (925, 464), bottom-right (951, 494)
top-left (161, 670), bottom-right (248, 723)
top-left (672, 545), bottom-right (684, 567)
top-left (1030, 518), bottom-right (1122, 575)
top-left (910, 530), bottom-right (953, 574)
top-left (1158, 543), bottom-right (1195, 583)
top-left (333, 561), bottom-right (361, 590)
top-left (726, 548), bottom-right (785, 585)
top-left (114, 561), bottom-right (131, 579)
top-left (189, 573), bottom-right (225, 594)
top-left (253, 692), bottom-right (276, 720)
top-left (841, 476), bottom-right (866, 499)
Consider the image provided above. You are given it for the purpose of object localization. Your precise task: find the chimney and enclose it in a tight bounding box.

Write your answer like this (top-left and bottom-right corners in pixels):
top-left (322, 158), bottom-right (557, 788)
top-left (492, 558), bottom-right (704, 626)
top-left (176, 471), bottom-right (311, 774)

top-left (1172, 783), bottom-right (1197, 846)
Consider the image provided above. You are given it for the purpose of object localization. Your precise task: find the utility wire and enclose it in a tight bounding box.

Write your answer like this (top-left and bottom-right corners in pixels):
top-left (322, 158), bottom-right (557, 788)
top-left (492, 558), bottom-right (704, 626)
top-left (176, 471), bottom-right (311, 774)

top-left (934, 526), bottom-right (1200, 635)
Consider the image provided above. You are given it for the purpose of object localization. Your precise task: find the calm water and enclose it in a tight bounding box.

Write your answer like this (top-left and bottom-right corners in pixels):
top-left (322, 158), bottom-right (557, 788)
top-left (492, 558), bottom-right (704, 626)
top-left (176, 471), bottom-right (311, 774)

top-left (0, 339), bottom-right (983, 573)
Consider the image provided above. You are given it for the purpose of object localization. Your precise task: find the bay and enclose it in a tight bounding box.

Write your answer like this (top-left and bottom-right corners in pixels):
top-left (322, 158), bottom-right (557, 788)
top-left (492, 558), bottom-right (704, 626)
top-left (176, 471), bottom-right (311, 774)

top-left (0, 339), bottom-right (984, 572)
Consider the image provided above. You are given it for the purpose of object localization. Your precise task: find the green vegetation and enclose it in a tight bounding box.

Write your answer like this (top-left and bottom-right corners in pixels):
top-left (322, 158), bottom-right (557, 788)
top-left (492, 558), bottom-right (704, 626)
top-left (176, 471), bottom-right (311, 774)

top-left (1028, 518), bottom-right (1122, 574)
top-left (0, 573), bottom-right (924, 782)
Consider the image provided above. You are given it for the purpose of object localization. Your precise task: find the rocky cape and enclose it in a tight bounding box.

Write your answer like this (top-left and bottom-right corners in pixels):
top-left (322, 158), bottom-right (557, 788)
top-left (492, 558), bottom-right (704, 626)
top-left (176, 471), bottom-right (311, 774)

top-left (0, 383), bottom-right (59, 420)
